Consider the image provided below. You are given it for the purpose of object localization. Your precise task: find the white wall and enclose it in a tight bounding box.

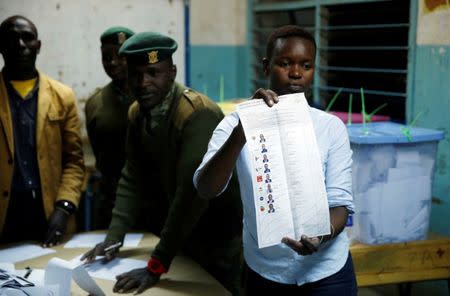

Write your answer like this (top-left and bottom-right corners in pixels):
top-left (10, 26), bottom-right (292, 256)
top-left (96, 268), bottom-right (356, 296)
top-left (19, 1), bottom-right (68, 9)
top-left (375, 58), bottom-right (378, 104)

top-left (190, 0), bottom-right (246, 45)
top-left (0, 0), bottom-right (185, 100)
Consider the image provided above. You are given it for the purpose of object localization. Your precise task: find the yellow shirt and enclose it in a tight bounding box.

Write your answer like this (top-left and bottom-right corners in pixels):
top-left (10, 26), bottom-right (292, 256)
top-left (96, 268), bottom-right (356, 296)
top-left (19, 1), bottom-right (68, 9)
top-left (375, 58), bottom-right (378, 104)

top-left (10, 78), bottom-right (37, 99)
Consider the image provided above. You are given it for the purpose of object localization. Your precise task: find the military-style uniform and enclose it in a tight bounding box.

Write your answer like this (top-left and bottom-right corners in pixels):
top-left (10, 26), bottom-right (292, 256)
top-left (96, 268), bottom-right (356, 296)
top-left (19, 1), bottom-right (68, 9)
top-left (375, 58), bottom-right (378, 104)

top-left (106, 82), bottom-right (243, 294)
top-left (85, 83), bottom-right (134, 229)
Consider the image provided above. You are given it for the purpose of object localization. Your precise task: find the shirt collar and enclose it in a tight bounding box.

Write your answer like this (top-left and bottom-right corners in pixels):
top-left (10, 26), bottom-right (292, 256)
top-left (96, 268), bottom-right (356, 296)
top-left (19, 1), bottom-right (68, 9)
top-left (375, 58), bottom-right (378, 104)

top-left (148, 83), bottom-right (175, 129)
top-left (6, 77), bottom-right (40, 101)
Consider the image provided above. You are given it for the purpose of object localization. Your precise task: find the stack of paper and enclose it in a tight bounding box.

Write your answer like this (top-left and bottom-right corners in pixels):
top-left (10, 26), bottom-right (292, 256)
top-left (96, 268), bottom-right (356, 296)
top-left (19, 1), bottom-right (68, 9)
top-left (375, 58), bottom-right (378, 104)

top-left (0, 268), bottom-right (34, 289)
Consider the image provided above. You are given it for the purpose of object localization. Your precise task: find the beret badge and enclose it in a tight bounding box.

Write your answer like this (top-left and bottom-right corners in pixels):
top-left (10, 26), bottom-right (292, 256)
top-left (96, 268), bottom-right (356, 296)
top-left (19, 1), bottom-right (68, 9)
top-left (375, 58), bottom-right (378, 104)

top-left (148, 51), bottom-right (159, 64)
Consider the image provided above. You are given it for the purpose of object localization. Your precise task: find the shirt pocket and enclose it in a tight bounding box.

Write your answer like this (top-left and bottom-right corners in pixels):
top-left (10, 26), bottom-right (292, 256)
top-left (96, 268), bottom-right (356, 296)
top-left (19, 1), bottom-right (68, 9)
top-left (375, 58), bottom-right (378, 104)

top-left (46, 108), bottom-right (64, 148)
top-left (47, 110), bottom-right (65, 122)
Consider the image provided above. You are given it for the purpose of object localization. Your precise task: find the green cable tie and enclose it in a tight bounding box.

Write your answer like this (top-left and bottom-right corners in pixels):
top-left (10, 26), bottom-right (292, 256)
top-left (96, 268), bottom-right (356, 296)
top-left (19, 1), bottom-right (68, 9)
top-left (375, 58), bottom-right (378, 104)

top-left (400, 111), bottom-right (424, 142)
top-left (365, 103), bottom-right (388, 122)
top-left (360, 88), bottom-right (368, 133)
top-left (325, 88), bottom-right (343, 112)
top-left (400, 126), bottom-right (413, 142)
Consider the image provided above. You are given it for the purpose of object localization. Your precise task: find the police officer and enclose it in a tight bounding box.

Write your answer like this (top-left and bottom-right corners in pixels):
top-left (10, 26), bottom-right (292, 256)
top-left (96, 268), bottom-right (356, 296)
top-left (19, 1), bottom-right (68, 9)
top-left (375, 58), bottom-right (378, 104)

top-left (85, 26), bottom-right (135, 229)
top-left (82, 32), bottom-right (243, 295)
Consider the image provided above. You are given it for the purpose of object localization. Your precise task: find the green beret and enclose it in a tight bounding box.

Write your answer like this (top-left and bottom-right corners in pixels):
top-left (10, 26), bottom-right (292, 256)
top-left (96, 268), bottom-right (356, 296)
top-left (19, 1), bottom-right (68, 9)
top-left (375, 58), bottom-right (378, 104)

top-left (100, 26), bottom-right (134, 45)
top-left (118, 32), bottom-right (178, 64)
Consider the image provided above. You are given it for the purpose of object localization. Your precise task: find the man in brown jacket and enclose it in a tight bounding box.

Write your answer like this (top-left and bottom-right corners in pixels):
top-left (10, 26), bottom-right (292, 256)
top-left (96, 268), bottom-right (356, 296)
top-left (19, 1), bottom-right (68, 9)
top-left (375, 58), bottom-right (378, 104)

top-left (0, 15), bottom-right (85, 246)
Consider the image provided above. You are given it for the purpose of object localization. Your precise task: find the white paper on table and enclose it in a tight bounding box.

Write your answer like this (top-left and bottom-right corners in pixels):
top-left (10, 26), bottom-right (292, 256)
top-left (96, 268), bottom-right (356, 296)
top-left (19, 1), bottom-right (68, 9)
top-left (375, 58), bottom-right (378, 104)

top-left (0, 287), bottom-right (57, 296)
top-left (0, 245), bottom-right (56, 263)
top-left (15, 269), bottom-right (45, 285)
top-left (44, 257), bottom-right (105, 296)
top-left (64, 233), bottom-right (143, 248)
top-left (237, 93), bottom-right (330, 248)
top-left (72, 265), bottom-right (105, 296)
top-left (0, 263), bottom-right (15, 272)
top-left (0, 288), bottom-right (22, 296)
top-left (21, 285), bottom-right (59, 296)
top-left (70, 255), bottom-right (146, 281)
top-left (44, 258), bottom-right (74, 296)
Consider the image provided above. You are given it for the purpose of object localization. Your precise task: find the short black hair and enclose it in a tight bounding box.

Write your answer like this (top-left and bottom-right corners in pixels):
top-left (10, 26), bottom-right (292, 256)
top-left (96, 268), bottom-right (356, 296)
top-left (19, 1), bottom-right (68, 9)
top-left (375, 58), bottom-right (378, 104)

top-left (266, 25), bottom-right (316, 60)
top-left (0, 15), bottom-right (38, 38)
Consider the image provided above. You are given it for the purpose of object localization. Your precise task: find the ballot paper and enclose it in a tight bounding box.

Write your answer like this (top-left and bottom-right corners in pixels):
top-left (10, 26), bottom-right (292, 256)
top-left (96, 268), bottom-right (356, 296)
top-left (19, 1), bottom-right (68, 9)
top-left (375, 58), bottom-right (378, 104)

top-left (0, 263), bottom-right (14, 273)
top-left (0, 268), bottom-right (34, 289)
top-left (44, 258), bottom-right (73, 296)
top-left (15, 269), bottom-right (45, 285)
top-left (17, 285), bottom-right (59, 296)
top-left (71, 255), bottom-right (146, 281)
top-left (45, 257), bottom-right (105, 296)
top-left (0, 266), bottom-right (57, 296)
top-left (64, 233), bottom-right (143, 248)
top-left (237, 93), bottom-right (330, 248)
top-left (0, 245), bottom-right (56, 263)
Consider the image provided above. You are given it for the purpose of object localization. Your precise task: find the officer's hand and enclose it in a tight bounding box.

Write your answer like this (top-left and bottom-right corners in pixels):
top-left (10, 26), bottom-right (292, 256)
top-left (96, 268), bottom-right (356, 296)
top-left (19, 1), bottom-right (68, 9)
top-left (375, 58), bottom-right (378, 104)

top-left (42, 207), bottom-right (69, 247)
top-left (282, 235), bottom-right (321, 256)
top-left (250, 88), bottom-right (279, 107)
top-left (80, 241), bottom-right (121, 263)
top-left (113, 268), bottom-right (160, 294)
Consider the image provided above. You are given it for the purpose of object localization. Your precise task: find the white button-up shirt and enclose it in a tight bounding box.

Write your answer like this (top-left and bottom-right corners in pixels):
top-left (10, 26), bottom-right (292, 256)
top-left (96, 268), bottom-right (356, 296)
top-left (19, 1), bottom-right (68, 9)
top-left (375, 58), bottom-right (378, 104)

top-left (194, 106), bottom-right (354, 285)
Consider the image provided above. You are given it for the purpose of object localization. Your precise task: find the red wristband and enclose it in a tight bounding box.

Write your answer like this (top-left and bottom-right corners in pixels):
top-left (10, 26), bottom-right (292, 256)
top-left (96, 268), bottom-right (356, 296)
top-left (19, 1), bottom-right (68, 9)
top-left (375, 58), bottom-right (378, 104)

top-left (147, 257), bottom-right (167, 275)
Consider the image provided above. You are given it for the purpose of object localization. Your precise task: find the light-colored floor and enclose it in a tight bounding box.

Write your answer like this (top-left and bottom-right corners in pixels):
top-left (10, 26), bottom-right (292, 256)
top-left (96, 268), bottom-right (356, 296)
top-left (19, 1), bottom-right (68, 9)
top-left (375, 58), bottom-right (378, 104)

top-left (359, 281), bottom-right (449, 296)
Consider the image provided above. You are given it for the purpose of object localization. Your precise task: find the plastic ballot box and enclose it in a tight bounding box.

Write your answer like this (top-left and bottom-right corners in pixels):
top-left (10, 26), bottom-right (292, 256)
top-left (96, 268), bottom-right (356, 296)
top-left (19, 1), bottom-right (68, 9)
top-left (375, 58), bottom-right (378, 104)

top-left (346, 122), bottom-right (444, 244)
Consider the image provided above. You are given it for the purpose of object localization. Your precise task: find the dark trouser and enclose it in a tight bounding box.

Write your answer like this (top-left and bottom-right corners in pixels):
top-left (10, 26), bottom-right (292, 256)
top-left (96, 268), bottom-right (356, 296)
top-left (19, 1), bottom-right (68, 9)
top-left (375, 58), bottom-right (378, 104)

top-left (1, 189), bottom-right (47, 244)
top-left (243, 253), bottom-right (357, 296)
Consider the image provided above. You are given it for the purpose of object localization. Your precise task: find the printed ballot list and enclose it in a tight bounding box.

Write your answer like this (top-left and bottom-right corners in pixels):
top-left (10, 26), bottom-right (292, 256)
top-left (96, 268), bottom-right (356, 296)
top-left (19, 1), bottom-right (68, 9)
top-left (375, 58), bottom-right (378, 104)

top-left (237, 93), bottom-right (330, 248)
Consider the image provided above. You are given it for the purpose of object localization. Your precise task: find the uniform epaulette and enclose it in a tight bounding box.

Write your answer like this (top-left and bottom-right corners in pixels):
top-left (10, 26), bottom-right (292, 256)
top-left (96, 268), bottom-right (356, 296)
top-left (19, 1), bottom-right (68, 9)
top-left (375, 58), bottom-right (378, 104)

top-left (174, 88), bottom-right (209, 130)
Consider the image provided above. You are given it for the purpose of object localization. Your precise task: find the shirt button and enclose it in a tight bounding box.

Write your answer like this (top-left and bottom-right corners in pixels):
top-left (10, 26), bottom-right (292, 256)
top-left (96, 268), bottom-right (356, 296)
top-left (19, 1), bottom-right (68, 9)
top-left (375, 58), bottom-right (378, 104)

top-left (23, 161), bottom-right (28, 165)
top-left (28, 181), bottom-right (32, 185)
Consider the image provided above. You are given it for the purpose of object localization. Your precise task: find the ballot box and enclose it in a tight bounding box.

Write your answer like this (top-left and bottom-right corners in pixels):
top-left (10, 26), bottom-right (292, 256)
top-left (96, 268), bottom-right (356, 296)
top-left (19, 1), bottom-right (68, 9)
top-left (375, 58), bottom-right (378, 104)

top-left (346, 122), bottom-right (444, 244)
top-left (330, 111), bottom-right (390, 124)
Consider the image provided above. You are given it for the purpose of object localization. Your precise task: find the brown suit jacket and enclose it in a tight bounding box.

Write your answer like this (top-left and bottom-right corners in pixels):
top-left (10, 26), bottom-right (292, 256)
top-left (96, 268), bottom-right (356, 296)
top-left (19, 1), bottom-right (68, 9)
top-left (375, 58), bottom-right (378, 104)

top-left (0, 71), bottom-right (85, 233)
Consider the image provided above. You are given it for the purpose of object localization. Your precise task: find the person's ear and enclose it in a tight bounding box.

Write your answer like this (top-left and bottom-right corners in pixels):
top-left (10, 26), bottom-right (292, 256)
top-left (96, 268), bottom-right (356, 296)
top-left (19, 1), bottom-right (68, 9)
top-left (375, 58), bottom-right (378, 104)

top-left (262, 57), bottom-right (270, 77)
top-left (170, 64), bottom-right (177, 82)
top-left (36, 39), bottom-right (41, 54)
